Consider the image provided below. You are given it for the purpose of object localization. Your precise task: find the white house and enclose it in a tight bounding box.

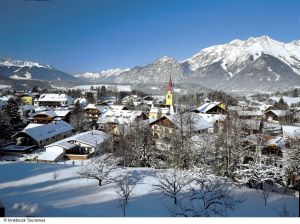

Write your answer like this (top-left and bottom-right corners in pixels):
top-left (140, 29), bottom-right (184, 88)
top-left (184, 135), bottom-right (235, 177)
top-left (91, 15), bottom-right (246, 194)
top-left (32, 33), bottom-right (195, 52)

top-left (34, 94), bottom-right (74, 107)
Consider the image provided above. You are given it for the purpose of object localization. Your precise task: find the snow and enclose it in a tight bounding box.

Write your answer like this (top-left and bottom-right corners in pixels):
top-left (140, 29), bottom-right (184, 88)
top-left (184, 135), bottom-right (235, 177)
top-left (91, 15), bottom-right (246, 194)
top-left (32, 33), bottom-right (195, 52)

top-left (17, 120), bottom-right (74, 141)
top-left (0, 58), bottom-right (49, 69)
top-left (0, 84), bottom-right (11, 89)
top-left (36, 146), bottom-right (64, 162)
top-left (0, 163), bottom-right (298, 217)
top-left (282, 125), bottom-right (300, 139)
top-left (270, 96), bottom-right (300, 106)
top-left (182, 36), bottom-right (300, 76)
top-left (71, 84), bottom-right (131, 92)
top-left (10, 71), bottom-right (32, 80)
top-left (74, 68), bottom-right (129, 80)
top-left (35, 94), bottom-right (74, 104)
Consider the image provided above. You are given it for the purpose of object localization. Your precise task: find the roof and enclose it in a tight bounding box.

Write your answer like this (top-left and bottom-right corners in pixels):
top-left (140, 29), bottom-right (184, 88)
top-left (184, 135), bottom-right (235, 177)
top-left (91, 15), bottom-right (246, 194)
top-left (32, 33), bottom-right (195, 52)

top-left (54, 109), bottom-right (71, 117)
top-left (97, 109), bottom-right (146, 125)
top-left (282, 125), bottom-right (300, 139)
top-left (267, 110), bottom-right (290, 117)
top-left (32, 110), bottom-right (57, 118)
top-left (86, 104), bottom-right (97, 109)
top-left (263, 136), bottom-right (286, 149)
top-left (196, 102), bottom-right (225, 113)
top-left (18, 120), bottom-right (74, 141)
top-left (24, 123), bottom-right (44, 130)
top-left (35, 94), bottom-right (74, 103)
top-left (47, 130), bottom-right (109, 148)
top-left (36, 146), bottom-right (64, 162)
top-left (110, 105), bottom-right (129, 110)
top-left (196, 113), bottom-right (227, 123)
top-left (150, 113), bottom-right (213, 132)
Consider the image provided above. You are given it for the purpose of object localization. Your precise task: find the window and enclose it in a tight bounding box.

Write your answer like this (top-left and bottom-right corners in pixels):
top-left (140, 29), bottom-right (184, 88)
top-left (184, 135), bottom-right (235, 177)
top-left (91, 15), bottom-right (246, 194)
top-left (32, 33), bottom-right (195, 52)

top-left (168, 95), bottom-right (171, 99)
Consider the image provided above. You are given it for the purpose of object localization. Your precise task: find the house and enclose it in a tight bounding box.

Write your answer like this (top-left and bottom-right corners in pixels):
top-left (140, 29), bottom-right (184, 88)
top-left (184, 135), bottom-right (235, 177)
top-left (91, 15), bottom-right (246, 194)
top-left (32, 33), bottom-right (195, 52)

top-left (34, 94), bottom-right (74, 107)
top-left (149, 113), bottom-right (214, 139)
top-left (53, 109), bottom-right (71, 122)
top-left (192, 102), bottom-right (227, 114)
top-left (264, 110), bottom-right (291, 123)
top-left (30, 110), bottom-right (58, 124)
top-left (85, 104), bottom-right (101, 121)
top-left (21, 94), bottom-right (34, 105)
top-left (97, 109), bottom-right (148, 135)
top-left (85, 90), bottom-right (97, 103)
top-left (237, 110), bottom-right (264, 120)
top-left (12, 120), bottom-right (75, 147)
top-left (35, 130), bottom-right (110, 162)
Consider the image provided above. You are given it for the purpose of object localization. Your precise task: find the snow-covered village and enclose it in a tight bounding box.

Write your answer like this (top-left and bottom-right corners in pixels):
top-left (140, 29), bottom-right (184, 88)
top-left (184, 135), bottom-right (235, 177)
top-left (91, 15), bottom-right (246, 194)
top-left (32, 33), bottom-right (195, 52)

top-left (0, 77), bottom-right (299, 217)
top-left (0, 0), bottom-right (300, 221)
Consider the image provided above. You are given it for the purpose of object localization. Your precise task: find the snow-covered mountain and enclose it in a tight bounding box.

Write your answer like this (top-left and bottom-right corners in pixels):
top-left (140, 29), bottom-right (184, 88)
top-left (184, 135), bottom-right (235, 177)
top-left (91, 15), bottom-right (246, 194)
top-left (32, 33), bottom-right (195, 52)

top-left (0, 58), bottom-right (76, 81)
top-left (95, 36), bottom-right (300, 92)
top-left (74, 68), bottom-right (129, 81)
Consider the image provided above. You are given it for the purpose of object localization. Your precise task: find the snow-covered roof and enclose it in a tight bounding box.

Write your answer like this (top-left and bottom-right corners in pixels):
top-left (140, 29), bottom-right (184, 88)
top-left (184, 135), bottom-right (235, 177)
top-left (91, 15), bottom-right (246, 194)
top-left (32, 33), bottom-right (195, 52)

top-left (24, 123), bottom-right (44, 130)
top-left (86, 104), bottom-right (97, 109)
top-left (150, 113), bottom-right (213, 132)
top-left (237, 110), bottom-right (263, 116)
top-left (263, 136), bottom-right (286, 149)
top-left (35, 94), bottom-right (74, 104)
top-left (53, 109), bottom-right (71, 117)
top-left (21, 105), bottom-right (36, 111)
top-left (97, 109), bottom-right (146, 125)
top-left (267, 110), bottom-right (290, 117)
top-left (36, 146), bottom-right (64, 162)
top-left (196, 113), bottom-right (226, 123)
top-left (282, 125), bottom-right (300, 139)
top-left (196, 102), bottom-right (224, 113)
top-left (18, 121), bottom-right (74, 141)
top-left (32, 110), bottom-right (57, 118)
top-left (47, 130), bottom-right (109, 148)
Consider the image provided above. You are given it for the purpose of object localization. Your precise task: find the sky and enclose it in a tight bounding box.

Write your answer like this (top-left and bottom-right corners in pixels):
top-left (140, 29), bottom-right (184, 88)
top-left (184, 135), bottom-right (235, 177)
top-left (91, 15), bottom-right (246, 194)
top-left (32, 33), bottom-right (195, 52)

top-left (0, 0), bottom-right (299, 73)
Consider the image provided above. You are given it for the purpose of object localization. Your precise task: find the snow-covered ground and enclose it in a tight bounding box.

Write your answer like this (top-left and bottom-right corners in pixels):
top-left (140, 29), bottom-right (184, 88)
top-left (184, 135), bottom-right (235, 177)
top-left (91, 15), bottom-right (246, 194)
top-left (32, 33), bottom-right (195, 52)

top-left (0, 162), bottom-right (298, 217)
top-left (0, 84), bottom-right (11, 89)
top-left (270, 96), bottom-right (300, 106)
top-left (70, 84), bottom-right (131, 92)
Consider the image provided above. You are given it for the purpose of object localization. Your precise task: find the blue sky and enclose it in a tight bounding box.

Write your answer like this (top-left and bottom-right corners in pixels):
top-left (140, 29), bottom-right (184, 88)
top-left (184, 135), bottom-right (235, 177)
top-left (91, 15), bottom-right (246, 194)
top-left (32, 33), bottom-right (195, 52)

top-left (0, 0), bottom-right (299, 73)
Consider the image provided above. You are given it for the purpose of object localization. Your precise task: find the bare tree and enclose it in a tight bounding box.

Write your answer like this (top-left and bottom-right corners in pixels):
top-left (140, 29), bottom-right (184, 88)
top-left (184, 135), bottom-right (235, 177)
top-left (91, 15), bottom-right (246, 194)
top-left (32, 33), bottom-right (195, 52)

top-left (256, 182), bottom-right (271, 206)
top-left (78, 153), bottom-right (119, 186)
top-left (172, 172), bottom-right (245, 217)
top-left (152, 169), bottom-right (191, 205)
top-left (115, 175), bottom-right (136, 217)
top-left (53, 171), bottom-right (60, 183)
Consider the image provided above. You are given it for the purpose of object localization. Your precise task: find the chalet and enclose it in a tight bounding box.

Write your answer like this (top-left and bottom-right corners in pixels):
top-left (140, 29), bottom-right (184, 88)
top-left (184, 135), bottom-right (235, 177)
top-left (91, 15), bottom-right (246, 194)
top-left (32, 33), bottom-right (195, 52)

top-left (12, 120), bottom-right (75, 147)
top-left (53, 109), bottom-right (71, 122)
top-left (85, 90), bottom-right (97, 103)
top-left (264, 110), bottom-right (291, 123)
top-left (30, 110), bottom-right (57, 124)
top-left (237, 110), bottom-right (264, 120)
top-left (35, 130), bottom-right (110, 162)
top-left (97, 109), bottom-right (148, 135)
top-left (34, 94), bottom-right (74, 107)
top-left (85, 104), bottom-right (101, 121)
top-left (192, 102), bottom-right (227, 114)
top-left (149, 113), bottom-right (214, 139)
top-left (261, 136), bottom-right (287, 159)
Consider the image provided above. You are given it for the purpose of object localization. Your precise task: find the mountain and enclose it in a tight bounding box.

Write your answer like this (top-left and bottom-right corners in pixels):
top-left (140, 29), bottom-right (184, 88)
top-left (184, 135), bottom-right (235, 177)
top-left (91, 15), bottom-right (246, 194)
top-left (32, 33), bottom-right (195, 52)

top-left (74, 68), bottom-right (129, 82)
top-left (0, 58), bottom-right (76, 81)
top-left (79, 36), bottom-right (299, 92)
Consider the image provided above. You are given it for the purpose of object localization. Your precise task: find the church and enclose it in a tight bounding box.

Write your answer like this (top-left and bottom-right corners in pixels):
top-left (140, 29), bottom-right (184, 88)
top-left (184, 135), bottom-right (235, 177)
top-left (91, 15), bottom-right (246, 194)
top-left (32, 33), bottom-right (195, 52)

top-left (148, 77), bottom-right (175, 120)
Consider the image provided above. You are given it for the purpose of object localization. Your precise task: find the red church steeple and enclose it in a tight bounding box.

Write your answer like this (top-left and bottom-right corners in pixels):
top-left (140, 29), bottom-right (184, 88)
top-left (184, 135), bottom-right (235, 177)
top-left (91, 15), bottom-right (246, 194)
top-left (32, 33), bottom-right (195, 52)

top-left (167, 76), bottom-right (173, 93)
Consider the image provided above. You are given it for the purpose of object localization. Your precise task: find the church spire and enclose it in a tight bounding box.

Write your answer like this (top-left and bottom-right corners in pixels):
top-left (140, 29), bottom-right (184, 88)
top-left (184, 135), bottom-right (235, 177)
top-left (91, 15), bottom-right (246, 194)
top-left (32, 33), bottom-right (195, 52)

top-left (167, 76), bottom-right (173, 93)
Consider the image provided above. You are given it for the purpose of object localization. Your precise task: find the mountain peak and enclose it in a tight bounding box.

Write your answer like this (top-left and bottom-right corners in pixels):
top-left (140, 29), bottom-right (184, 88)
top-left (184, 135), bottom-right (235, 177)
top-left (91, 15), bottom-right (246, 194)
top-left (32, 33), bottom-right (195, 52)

top-left (156, 56), bottom-right (177, 63)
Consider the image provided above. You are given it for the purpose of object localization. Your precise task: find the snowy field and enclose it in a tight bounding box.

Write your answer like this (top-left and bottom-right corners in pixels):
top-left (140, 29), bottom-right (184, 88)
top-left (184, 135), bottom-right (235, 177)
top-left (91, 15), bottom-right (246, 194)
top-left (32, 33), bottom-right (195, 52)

top-left (70, 84), bottom-right (131, 92)
top-left (0, 162), bottom-right (298, 217)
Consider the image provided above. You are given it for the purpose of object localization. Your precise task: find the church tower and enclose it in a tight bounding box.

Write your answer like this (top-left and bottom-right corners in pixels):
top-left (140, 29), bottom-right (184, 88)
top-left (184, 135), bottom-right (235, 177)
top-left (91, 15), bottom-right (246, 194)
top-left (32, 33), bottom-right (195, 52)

top-left (165, 76), bottom-right (173, 106)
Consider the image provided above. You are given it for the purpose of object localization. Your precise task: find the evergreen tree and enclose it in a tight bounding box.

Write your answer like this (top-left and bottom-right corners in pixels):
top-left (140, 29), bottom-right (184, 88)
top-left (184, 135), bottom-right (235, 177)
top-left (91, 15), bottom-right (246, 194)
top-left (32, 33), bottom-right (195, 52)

top-left (70, 101), bottom-right (91, 132)
top-left (4, 98), bottom-right (21, 125)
